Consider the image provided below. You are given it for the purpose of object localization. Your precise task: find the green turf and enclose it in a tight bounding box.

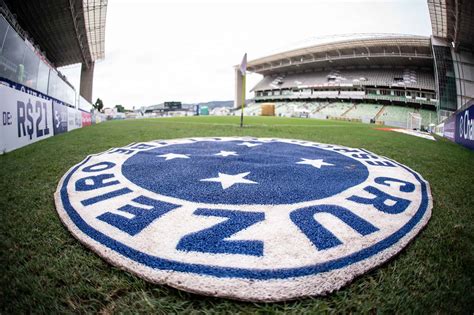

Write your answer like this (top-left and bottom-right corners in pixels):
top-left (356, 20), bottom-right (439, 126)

top-left (1, 116), bottom-right (473, 313)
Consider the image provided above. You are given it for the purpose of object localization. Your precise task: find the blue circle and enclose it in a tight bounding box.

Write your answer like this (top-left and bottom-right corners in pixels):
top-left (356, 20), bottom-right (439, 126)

top-left (121, 140), bottom-right (369, 204)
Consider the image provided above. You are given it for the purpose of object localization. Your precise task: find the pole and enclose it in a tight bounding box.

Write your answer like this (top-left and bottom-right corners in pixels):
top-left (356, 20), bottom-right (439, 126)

top-left (240, 74), bottom-right (246, 127)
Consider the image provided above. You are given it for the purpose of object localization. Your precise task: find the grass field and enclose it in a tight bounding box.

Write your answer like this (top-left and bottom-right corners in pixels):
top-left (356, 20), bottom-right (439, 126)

top-left (1, 116), bottom-right (473, 313)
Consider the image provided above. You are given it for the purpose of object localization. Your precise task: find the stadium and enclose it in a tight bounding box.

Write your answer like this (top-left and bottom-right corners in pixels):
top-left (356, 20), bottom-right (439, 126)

top-left (236, 28), bottom-right (472, 130)
top-left (0, 0), bottom-right (473, 313)
top-left (243, 34), bottom-right (437, 127)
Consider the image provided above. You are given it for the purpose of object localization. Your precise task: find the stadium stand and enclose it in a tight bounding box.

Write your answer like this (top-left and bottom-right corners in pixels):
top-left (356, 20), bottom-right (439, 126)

top-left (344, 103), bottom-right (383, 120)
top-left (253, 68), bottom-right (435, 91)
top-left (231, 28), bottom-right (470, 131)
top-left (319, 102), bottom-right (353, 117)
top-left (234, 101), bottom-right (437, 129)
top-left (234, 34), bottom-right (444, 130)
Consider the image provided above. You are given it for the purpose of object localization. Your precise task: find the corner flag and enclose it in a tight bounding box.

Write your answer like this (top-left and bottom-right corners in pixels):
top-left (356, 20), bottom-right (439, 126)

top-left (240, 53), bottom-right (247, 76)
top-left (240, 53), bottom-right (247, 128)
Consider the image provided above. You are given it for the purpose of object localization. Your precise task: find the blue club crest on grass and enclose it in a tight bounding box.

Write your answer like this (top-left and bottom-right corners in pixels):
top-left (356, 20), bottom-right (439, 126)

top-left (55, 137), bottom-right (432, 302)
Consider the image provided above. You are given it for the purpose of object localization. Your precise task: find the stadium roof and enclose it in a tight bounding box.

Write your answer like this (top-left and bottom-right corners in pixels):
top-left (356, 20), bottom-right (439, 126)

top-left (428, 0), bottom-right (474, 51)
top-left (246, 34), bottom-right (433, 75)
top-left (2, 0), bottom-right (107, 68)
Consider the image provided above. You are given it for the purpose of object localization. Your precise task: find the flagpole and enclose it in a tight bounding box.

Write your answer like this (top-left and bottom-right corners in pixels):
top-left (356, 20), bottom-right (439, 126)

top-left (240, 73), bottom-right (246, 128)
top-left (238, 53), bottom-right (247, 128)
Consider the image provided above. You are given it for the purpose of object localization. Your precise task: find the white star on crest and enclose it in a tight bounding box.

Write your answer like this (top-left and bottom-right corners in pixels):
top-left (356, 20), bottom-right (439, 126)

top-left (200, 172), bottom-right (258, 190)
top-left (296, 158), bottom-right (334, 169)
top-left (157, 153), bottom-right (190, 160)
top-left (214, 150), bottom-right (238, 157)
top-left (238, 142), bottom-right (261, 147)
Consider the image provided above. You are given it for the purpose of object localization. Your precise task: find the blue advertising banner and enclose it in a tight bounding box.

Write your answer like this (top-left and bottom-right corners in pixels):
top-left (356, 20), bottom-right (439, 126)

top-left (53, 100), bottom-right (68, 135)
top-left (454, 103), bottom-right (474, 150)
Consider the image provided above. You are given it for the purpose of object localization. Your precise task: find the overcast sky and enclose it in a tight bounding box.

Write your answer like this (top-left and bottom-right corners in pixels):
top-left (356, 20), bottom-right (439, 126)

top-left (60, 0), bottom-right (433, 109)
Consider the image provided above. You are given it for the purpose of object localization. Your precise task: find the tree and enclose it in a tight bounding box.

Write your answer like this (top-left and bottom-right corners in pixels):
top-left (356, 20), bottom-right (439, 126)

top-left (93, 98), bottom-right (104, 112)
top-left (115, 105), bottom-right (125, 113)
